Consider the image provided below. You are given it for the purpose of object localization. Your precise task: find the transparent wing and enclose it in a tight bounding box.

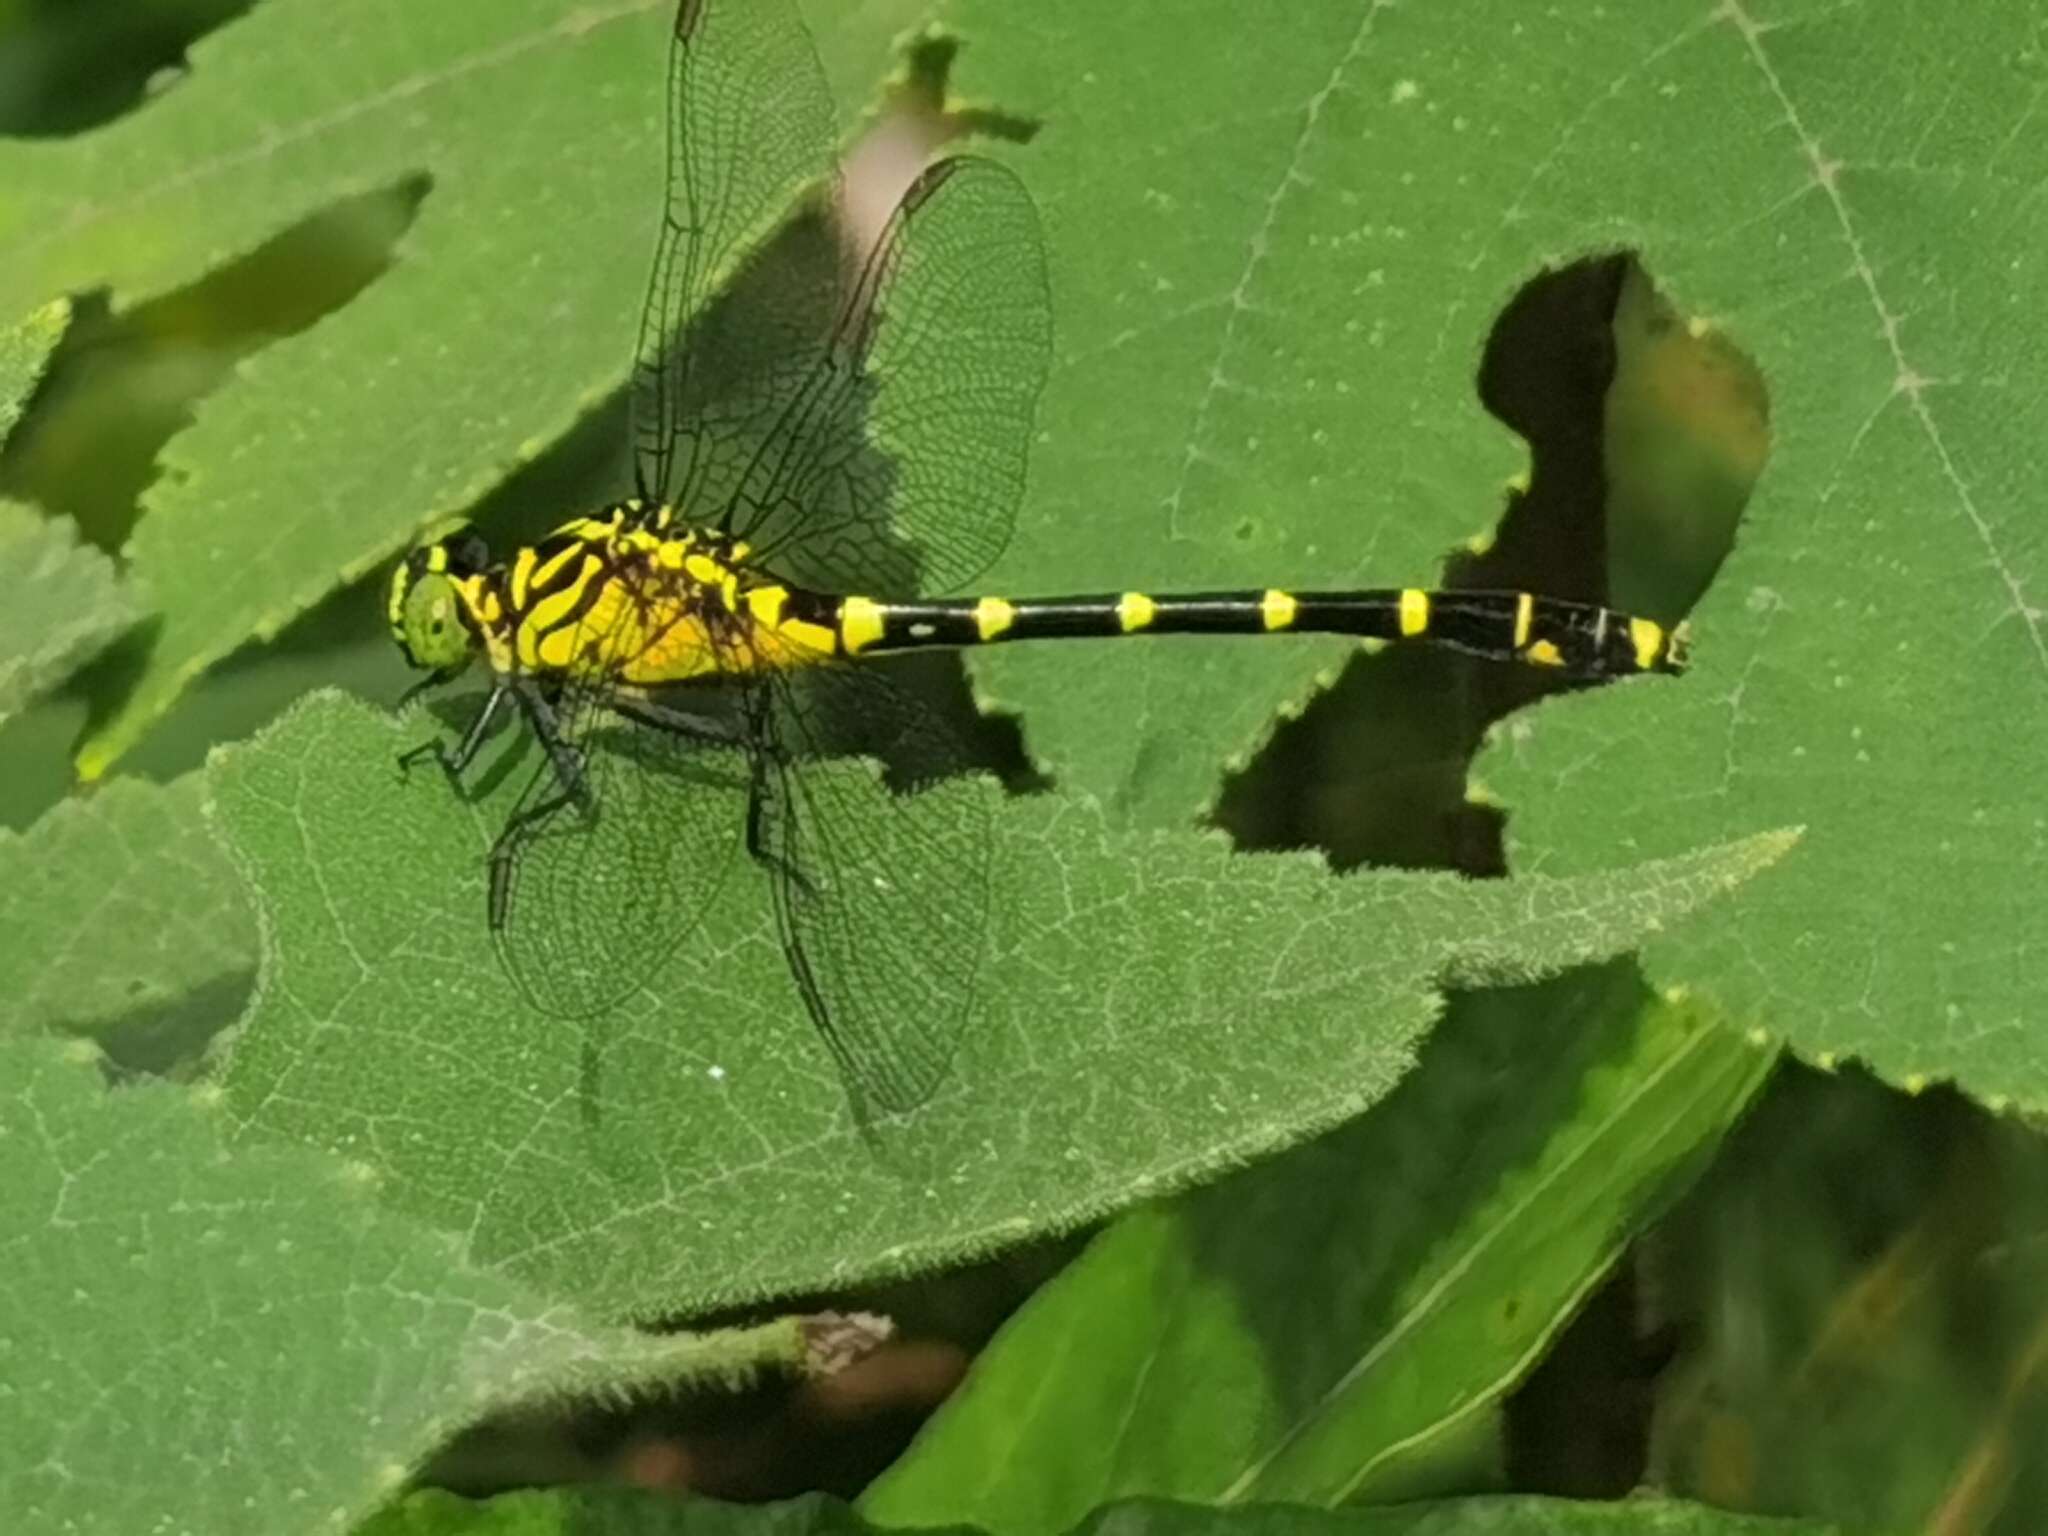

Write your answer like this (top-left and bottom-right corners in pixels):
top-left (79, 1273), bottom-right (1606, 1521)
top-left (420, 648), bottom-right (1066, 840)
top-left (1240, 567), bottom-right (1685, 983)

top-left (752, 651), bottom-right (993, 1117)
top-left (486, 566), bottom-right (750, 1019)
top-left (742, 156), bottom-right (1051, 598)
top-left (633, 0), bottom-right (839, 507)
top-left (644, 148), bottom-right (1052, 599)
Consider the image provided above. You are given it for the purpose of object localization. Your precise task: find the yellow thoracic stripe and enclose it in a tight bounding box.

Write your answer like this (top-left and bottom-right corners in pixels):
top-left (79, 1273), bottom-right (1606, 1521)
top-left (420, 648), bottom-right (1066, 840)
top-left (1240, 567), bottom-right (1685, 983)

top-left (1513, 591), bottom-right (1534, 649)
top-left (1398, 588), bottom-right (1429, 637)
top-left (509, 546), bottom-right (538, 609)
top-left (523, 554), bottom-right (602, 636)
top-left (528, 541), bottom-right (584, 599)
top-left (1117, 592), bottom-right (1157, 632)
top-left (1260, 590), bottom-right (1297, 630)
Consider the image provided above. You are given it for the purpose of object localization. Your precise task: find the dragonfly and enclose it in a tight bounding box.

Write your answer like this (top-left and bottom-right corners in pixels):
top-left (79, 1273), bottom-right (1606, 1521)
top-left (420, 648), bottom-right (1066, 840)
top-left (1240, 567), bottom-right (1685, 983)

top-left (389, 0), bottom-right (1689, 1117)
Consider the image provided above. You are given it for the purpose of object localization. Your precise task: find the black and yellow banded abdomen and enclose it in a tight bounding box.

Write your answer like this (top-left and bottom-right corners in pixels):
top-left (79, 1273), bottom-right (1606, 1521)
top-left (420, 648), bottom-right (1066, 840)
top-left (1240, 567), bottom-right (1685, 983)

top-left (828, 587), bottom-right (1685, 678)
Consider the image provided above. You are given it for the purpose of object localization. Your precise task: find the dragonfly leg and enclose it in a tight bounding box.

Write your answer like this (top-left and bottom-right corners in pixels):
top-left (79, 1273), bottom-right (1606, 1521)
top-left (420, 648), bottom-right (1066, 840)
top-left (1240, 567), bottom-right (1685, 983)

top-left (741, 749), bottom-right (820, 897)
top-left (515, 683), bottom-right (593, 814)
top-left (398, 682), bottom-right (508, 787)
top-left (608, 695), bottom-right (745, 748)
top-left (485, 785), bottom-right (580, 932)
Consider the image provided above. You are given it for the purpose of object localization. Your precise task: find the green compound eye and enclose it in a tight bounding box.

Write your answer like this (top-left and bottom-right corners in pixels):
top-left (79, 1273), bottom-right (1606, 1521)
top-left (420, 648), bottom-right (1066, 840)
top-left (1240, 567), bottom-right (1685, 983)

top-left (398, 572), bottom-right (474, 672)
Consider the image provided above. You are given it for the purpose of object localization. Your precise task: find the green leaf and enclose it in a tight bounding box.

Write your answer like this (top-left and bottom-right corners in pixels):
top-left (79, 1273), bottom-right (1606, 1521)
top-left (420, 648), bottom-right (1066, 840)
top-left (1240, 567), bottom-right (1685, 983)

top-left (935, 0), bottom-right (2048, 1109)
top-left (0, 771), bottom-right (252, 1065)
top-left (0, 0), bottom-right (912, 778)
top-left (0, 296), bottom-right (66, 438)
top-left (1467, 0), bottom-right (2048, 1106)
top-left (359, 1489), bottom-right (1845, 1536)
top-left (0, 1035), bottom-right (829, 1536)
top-left (0, 499), bottom-right (143, 726)
top-left (1072, 1502), bottom-right (1846, 1536)
top-left (208, 690), bottom-right (1788, 1321)
top-left (0, 301), bottom-right (146, 721)
top-left (863, 971), bottom-right (1775, 1530)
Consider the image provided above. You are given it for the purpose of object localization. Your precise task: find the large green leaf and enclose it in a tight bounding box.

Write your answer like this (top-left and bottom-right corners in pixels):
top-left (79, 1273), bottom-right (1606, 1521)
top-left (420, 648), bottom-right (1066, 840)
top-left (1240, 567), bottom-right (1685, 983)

top-left (0, 770), bottom-right (252, 1062)
top-left (0, 301), bottom-right (144, 722)
top-left (208, 690), bottom-right (1788, 1321)
top-left (933, 0), bottom-right (2048, 1106)
top-left (863, 971), bottom-right (1775, 1531)
top-left (0, 1035), bottom-right (834, 1536)
top-left (0, 0), bottom-right (913, 778)
top-left (1475, 0), bottom-right (2048, 1108)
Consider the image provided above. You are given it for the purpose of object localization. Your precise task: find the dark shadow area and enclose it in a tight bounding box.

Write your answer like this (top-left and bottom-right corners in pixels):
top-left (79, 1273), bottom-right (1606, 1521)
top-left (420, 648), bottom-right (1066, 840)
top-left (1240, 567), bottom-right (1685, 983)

top-left (420, 1238), bottom-right (1080, 1502)
top-left (0, 0), bottom-right (255, 138)
top-left (1504, 1225), bottom-right (1679, 1498)
top-left (892, 32), bottom-right (1040, 147)
top-left (1623, 1063), bottom-right (2048, 1529)
top-left (85, 970), bottom-right (255, 1086)
top-left (0, 179), bottom-right (430, 824)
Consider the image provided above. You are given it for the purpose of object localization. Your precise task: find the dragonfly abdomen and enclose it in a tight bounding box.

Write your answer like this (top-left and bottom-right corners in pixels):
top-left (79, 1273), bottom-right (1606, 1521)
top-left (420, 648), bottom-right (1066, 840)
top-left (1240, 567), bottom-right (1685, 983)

top-left (828, 587), bottom-right (1684, 678)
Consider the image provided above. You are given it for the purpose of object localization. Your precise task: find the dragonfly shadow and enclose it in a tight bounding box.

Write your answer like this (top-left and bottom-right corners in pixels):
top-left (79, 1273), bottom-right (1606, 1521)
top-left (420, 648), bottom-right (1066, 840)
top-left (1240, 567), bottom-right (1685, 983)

top-left (650, 192), bottom-right (921, 601)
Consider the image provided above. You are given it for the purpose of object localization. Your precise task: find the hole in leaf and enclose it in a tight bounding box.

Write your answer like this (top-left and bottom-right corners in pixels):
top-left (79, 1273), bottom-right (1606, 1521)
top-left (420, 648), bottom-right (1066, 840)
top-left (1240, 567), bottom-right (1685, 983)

top-left (1214, 253), bottom-right (1768, 875)
top-left (0, 174), bottom-right (431, 554)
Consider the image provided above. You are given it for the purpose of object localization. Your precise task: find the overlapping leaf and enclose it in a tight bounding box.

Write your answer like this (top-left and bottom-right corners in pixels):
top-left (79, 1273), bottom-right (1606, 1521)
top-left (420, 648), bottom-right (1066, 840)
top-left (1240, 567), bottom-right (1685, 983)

top-left (210, 692), bottom-right (1787, 1320)
top-left (0, 0), bottom-right (914, 778)
top-left (939, 0), bottom-right (2048, 1108)
top-left (0, 1036), bottom-right (816, 1536)
top-left (0, 301), bottom-right (143, 721)
top-left (0, 771), bottom-right (251, 1060)
top-left (864, 972), bottom-right (1774, 1530)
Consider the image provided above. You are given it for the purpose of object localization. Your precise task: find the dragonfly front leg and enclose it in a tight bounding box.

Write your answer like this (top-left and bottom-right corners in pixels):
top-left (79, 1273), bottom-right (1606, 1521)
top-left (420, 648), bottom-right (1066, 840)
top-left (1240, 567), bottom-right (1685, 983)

top-left (398, 681), bottom-right (509, 789)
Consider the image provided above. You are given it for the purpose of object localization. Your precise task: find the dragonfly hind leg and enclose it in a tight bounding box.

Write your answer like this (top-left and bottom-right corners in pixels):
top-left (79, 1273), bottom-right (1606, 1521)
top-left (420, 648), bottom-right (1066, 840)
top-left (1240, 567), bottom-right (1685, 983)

top-left (486, 785), bottom-right (580, 932)
top-left (610, 692), bottom-right (812, 891)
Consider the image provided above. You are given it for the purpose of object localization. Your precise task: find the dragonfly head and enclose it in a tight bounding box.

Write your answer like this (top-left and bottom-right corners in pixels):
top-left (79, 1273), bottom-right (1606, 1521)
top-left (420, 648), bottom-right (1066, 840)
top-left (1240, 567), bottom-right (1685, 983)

top-left (390, 524), bottom-right (492, 674)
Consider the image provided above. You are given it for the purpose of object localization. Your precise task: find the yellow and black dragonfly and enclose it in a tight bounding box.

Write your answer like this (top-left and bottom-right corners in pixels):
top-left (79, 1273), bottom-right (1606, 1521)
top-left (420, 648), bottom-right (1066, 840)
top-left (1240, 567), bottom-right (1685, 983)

top-left (389, 0), bottom-right (1688, 1117)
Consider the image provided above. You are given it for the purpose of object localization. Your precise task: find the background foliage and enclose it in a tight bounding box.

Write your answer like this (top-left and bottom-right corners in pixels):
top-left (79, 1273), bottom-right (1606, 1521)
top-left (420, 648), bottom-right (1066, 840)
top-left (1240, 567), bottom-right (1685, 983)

top-left (0, 0), bottom-right (2037, 1534)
